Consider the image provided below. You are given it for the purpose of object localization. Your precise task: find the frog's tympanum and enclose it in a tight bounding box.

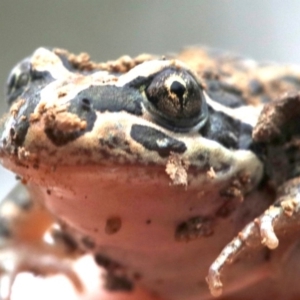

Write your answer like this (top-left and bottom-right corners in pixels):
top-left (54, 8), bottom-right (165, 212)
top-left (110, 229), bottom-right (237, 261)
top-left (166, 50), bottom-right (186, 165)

top-left (1, 47), bottom-right (300, 300)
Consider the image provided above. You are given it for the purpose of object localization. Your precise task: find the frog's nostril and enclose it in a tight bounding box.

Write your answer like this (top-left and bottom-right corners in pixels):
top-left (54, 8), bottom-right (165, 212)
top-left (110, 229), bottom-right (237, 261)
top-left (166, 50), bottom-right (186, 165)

top-left (80, 98), bottom-right (92, 111)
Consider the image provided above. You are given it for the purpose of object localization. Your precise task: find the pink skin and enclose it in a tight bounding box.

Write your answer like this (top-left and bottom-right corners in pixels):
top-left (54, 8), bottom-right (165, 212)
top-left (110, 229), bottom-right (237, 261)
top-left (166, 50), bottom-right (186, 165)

top-left (2, 150), bottom-right (265, 300)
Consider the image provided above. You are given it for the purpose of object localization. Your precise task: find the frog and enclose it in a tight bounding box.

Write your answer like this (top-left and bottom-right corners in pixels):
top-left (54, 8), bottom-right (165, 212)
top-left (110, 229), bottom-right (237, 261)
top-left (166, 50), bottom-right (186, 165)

top-left (1, 46), bottom-right (300, 300)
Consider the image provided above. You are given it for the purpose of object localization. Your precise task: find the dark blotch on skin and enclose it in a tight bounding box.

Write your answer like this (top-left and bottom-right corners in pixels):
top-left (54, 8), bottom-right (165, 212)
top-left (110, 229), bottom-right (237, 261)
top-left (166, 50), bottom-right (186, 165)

top-left (76, 85), bottom-right (143, 116)
top-left (105, 216), bottom-right (122, 235)
top-left (219, 81), bottom-right (242, 96)
top-left (175, 216), bottom-right (213, 242)
top-left (46, 84), bottom-right (144, 146)
top-left (80, 98), bottom-right (92, 111)
top-left (81, 236), bottom-right (95, 249)
top-left (201, 106), bottom-right (253, 150)
top-left (51, 228), bottom-right (78, 253)
top-left (206, 81), bottom-right (244, 108)
top-left (105, 273), bottom-right (134, 292)
top-left (94, 253), bottom-right (134, 291)
top-left (201, 108), bottom-right (239, 149)
top-left (239, 123), bottom-right (253, 150)
top-left (7, 90), bottom-right (42, 148)
top-left (130, 124), bottom-right (187, 157)
top-left (95, 253), bottom-right (121, 270)
top-left (44, 96), bottom-right (97, 146)
top-left (99, 135), bottom-right (131, 153)
top-left (216, 199), bottom-right (237, 218)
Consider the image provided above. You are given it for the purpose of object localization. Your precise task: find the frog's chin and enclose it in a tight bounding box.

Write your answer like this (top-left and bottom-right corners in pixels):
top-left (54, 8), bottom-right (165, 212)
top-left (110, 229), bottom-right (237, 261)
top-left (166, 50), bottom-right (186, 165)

top-left (1, 158), bottom-right (273, 300)
top-left (0, 136), bottom-right (264, 300)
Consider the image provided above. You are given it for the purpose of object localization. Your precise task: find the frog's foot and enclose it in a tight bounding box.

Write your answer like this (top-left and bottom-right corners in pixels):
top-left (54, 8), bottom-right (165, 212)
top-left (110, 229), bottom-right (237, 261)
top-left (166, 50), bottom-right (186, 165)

top-left (0, 242), bottom-right (84, 300)
top-left (206, 178), bottom-right (300, 297)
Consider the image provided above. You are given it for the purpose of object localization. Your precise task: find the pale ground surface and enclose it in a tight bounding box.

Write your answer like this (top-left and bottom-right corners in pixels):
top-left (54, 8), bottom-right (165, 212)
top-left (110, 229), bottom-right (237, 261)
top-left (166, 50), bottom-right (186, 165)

top-left (11, 255), bottom-right (159, 300)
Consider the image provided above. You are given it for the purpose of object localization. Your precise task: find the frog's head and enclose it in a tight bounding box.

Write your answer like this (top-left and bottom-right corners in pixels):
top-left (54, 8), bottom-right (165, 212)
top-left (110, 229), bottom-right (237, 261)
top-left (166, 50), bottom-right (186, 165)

top-left (0, 47), bottom-right (263, 219)
top-left (0, 48), bottom-right (266, 299)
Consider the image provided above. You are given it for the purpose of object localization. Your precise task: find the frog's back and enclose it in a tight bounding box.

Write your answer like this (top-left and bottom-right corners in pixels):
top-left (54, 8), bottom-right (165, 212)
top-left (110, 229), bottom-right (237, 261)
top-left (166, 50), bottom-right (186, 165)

top-left (178, 47), bottom-right (300, 107)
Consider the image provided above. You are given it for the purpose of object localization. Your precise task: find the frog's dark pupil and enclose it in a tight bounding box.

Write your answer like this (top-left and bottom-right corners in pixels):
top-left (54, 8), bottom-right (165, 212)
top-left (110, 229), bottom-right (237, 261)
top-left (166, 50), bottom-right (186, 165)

top-left (170, 81), bottom-right (185, 99)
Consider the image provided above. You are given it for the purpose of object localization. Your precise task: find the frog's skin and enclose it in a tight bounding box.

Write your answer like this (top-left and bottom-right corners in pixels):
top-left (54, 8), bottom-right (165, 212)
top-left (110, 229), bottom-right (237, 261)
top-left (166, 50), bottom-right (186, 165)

top-left (1, 47), bottom-right (300, 300)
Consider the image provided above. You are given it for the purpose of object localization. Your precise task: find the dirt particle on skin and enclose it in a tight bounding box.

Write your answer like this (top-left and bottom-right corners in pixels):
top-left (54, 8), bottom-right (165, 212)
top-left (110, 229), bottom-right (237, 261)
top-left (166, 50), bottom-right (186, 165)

top-left (207, 166), bottom-right (216, 179)
top-left (165, 152), bottom-right (189, 186)
top-left (281, 199), bottom-right (298, 217)
top-left (10, 99), bottom-right (25, 118)
top-left (17, 147), bottom-right (31, 161)
top-left (29, 101), bottom-right (47, 123)
top-left (220, 172), bottom-right (252, 202)
top-left (105, 216), bottom-right (122, 235)
top-left (54, 47), bottom-right (153, 73)
top-left (30, 101), bottom-right (87, 135)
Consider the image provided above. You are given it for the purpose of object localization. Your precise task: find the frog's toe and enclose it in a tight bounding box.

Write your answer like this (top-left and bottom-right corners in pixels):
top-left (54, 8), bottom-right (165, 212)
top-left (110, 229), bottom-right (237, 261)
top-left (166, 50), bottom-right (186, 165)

top-left (0, 242), bottom-right (84, 300)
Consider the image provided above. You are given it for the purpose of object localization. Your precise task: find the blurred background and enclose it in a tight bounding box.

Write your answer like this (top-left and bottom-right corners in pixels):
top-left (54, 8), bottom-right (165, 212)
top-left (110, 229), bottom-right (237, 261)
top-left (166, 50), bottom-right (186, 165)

top-left (1, 0), bottom-right (300, 197)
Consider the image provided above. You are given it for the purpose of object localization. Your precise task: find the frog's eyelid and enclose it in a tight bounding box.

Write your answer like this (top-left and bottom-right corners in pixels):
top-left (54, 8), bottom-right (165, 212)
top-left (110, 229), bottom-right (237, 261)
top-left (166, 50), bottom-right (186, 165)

top-left (116, 60), bottom-right (188, 87)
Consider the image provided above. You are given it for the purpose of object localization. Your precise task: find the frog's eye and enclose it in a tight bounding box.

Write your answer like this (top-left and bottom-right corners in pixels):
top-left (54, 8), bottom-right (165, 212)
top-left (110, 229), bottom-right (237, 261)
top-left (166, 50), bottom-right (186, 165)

top-left (144, 68), bottom-right (208, 130)
top-left (6, 59), bottom-right (32, 105)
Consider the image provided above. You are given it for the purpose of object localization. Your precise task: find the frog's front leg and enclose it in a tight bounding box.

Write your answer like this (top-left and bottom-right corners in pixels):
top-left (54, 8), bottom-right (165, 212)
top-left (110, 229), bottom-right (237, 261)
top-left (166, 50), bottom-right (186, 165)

top-left (207, 177), bottom-right (300, 297)
top-left (207, 91), bottom-right (300, 297)
top-left (0, 184), bottom-right (83, 300)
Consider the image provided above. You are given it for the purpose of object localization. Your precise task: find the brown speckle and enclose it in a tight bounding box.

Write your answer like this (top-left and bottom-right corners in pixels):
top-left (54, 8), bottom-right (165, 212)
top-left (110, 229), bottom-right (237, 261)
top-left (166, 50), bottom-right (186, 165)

top-left (133, 272), bottom-right (142, 281)
top-left (105, 216), bottom-right (122, 235)
top-left (58, 91), bottom-right (67, 98)
top-left (175, 216), bottom-right (213, 242)
top-left (216, 199), bottom-right (237, 218)
top-left (146, 219), bottom-right (152, 225)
